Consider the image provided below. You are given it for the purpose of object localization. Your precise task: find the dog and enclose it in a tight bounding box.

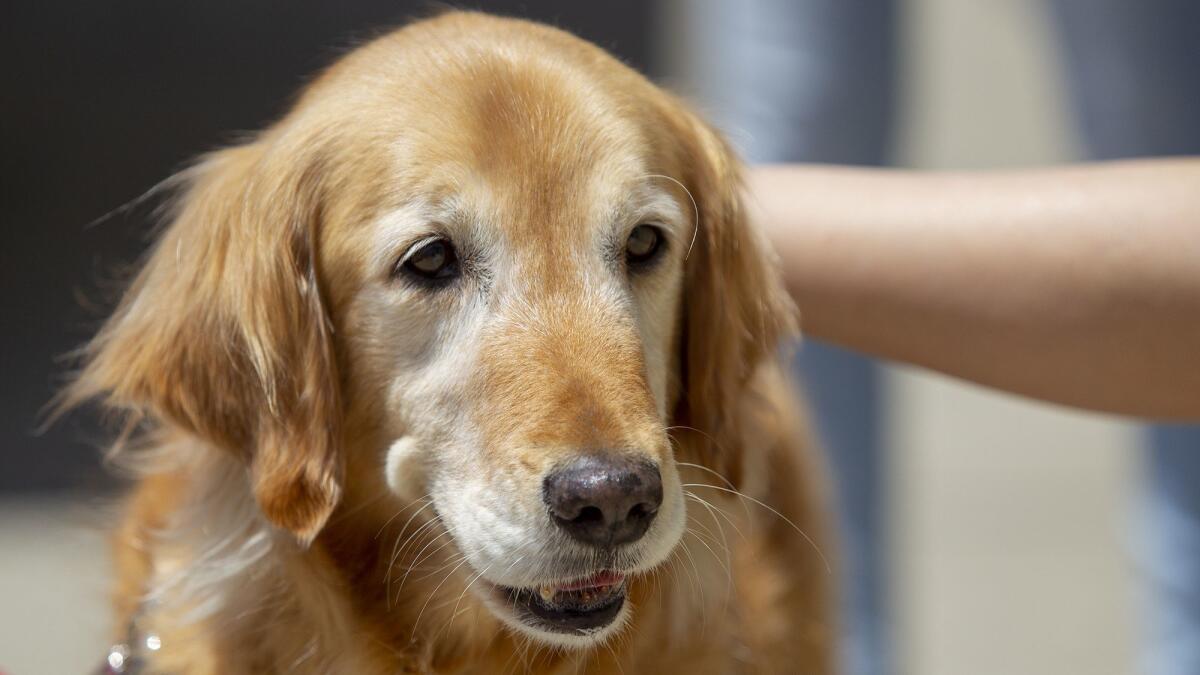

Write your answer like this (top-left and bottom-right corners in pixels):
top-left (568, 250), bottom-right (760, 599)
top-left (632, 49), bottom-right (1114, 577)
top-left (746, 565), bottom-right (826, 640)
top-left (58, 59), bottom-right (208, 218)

top-left (66, 11), bottom-right (834, 674)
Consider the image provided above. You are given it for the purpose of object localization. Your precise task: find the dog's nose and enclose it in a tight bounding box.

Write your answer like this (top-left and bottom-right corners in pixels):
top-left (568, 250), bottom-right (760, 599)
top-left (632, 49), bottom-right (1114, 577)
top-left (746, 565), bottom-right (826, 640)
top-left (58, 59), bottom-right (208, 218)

top-left (542, 454), bottom-right (663, 547)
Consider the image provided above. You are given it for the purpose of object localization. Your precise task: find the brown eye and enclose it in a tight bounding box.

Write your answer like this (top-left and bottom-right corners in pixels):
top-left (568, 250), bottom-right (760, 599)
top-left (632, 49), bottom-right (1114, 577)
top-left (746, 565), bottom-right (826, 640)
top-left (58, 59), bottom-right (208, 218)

top-left (625, 224), bottom-right (664, 268)
top-left (397, 237), bottom-right (460, 286)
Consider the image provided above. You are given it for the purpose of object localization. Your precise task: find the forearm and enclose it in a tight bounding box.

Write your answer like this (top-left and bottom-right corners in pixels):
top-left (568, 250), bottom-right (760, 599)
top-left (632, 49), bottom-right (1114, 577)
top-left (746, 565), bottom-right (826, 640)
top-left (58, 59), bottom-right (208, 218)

top-left (748, 160), bottom-right (1200, 419)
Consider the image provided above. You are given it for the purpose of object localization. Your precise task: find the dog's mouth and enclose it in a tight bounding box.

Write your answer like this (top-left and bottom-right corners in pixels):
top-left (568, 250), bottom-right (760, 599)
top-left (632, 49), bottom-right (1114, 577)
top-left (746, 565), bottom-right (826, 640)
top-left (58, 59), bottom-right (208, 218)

top-left (493, 570), bottom-right (627, 635)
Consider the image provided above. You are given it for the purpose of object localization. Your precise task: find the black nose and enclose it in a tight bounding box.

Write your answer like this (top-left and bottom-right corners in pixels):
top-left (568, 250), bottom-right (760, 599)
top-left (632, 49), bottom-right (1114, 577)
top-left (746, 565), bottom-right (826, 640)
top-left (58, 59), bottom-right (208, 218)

top-left (542, 454), bottom-right (663, 547)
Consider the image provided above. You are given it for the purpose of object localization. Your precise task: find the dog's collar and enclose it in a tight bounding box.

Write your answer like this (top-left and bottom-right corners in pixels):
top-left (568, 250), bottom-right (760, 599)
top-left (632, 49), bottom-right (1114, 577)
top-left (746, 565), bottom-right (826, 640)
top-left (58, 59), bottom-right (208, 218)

top-left (93, 620), bottom-right (160, 674)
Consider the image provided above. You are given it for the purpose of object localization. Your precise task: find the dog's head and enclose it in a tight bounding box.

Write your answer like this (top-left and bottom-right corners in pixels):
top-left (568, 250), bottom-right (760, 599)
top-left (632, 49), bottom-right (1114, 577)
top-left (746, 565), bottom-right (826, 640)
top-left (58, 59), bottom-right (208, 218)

top-left (70, 13), bottom-right (794, 646)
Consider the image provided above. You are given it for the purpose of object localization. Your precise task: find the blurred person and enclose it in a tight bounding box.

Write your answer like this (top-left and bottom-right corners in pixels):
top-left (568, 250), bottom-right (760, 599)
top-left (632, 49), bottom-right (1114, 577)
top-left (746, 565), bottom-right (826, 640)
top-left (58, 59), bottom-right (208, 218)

top-left (1048, 4), bottom-right (1200, 675)
top-left (683, 1), bottom-right (1200, 674)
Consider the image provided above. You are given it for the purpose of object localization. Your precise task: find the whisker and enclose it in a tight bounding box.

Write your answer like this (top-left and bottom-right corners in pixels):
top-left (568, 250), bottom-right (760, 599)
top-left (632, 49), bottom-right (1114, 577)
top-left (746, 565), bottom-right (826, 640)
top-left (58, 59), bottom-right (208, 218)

top-left (682, 483), bottom-right (831, 574)
top-left (686, 512), bottom-right (735, 618)
top-left (603, 634), bottom-right (627, 675)
top-left (405, 546), bottom-right (471, 585)
top-left (397, 552), bottom-right (464, 606)
top-left (410, 556), bottom-right (471, 636)
top-left (685, 513), bottom-right (731, 570)
top-left (685, 491), bottom-right (748, 544)
top-left (374, 495), bottom-right (433, 540)
top-left (382, 500), bottom-right (438, 590)
top-left (676, 536), bottom-right (708, 634)
top-left (430, 538), bottom-right (535, 644)
top-left (398, 525), bottom-right (452, 572)
top-left (385, 514), bottom-right (444, 600)
top-left (668, 437), bottom-right (753, 522)
top-left (686, 521), bottom-right (732, 591)
top-left (640, 173), bottom-right (700, 261)
top-left (434, 562), bottom-right (493, 643)
top-left (675, 461), bottom-right (735, 491)
top-left (396, 531), bottom-right (456, 590)
top-left (392, 509), bottom-right (442, 561)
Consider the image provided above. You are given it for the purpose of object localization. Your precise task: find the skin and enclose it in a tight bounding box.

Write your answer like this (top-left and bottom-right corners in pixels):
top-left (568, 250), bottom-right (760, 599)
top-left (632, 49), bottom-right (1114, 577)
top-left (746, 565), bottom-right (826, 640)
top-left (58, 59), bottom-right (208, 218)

top-left (748, 159), bottom-right (1200, 420)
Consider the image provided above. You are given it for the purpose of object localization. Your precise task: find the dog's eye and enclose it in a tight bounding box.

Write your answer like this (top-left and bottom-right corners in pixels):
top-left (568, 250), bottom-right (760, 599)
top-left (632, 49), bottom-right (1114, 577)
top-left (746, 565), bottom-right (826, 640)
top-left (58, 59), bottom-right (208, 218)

top-left (625, 224), bottom-right (664, 269)
top-left (396, 237), bottom-right (460, 285)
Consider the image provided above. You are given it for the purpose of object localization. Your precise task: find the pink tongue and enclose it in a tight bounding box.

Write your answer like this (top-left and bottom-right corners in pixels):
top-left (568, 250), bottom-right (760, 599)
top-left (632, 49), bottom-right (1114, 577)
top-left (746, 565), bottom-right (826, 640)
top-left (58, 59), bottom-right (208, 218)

top-left (558, 571), bottom-right (625, 592)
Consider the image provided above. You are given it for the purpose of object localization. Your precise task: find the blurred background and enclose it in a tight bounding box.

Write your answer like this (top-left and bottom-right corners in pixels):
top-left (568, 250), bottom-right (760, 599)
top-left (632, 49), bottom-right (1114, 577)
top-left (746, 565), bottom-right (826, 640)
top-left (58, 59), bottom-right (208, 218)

top-left (2, 1), bottom-right (1196, 673)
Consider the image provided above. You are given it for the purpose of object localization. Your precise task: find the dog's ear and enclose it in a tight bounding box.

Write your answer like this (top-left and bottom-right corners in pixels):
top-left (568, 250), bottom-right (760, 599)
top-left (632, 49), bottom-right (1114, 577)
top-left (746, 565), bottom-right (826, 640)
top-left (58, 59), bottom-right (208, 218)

top-left (672, 111), bottom-right (798, 484)
top-left (66, 141), bottom-right (342, 545)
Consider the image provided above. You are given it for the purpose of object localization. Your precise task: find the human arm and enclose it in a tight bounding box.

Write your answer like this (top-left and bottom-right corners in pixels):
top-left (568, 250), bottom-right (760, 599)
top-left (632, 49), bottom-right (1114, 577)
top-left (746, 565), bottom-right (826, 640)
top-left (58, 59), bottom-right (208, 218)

top-left (747, 159), bottom-right (1200, 419)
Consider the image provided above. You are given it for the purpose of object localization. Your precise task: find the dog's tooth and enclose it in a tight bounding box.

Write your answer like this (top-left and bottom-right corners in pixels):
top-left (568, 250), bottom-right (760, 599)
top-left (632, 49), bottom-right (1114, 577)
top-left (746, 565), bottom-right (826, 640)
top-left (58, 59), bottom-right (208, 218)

top-left (539, 586), bottom-right (556, 602)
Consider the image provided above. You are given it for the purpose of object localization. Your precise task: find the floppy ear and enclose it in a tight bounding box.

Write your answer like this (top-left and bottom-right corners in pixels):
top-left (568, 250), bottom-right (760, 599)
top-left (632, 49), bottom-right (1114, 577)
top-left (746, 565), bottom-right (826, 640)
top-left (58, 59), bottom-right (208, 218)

top-left (66, 141), bottom-right (343, 545)
top-left (673, 112), bottom-right (798, 485)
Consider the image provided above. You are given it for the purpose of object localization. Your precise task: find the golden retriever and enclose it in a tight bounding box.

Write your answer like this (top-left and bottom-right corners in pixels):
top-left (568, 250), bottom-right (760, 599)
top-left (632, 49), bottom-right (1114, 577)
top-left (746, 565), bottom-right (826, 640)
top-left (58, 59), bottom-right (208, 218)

top-left (67, 11), bottom-right (834, 674)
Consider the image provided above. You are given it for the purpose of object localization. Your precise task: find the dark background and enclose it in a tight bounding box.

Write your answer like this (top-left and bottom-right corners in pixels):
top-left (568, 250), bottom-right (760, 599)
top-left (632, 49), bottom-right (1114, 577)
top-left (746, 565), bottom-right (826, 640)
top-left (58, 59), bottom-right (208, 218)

top-left (0, 1), bottom-right (657, 494)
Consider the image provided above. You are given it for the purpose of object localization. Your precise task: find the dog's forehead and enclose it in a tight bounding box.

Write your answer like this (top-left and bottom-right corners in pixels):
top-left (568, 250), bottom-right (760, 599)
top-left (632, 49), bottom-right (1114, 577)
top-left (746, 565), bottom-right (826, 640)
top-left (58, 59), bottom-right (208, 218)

top-left (424, 61), bottom-right (651, 234)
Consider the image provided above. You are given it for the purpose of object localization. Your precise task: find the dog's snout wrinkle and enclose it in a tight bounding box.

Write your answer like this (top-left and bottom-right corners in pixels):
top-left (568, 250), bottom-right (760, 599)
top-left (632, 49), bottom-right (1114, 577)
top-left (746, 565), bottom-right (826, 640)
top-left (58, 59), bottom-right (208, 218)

top-left (542, 454), bottom-right (662, 547)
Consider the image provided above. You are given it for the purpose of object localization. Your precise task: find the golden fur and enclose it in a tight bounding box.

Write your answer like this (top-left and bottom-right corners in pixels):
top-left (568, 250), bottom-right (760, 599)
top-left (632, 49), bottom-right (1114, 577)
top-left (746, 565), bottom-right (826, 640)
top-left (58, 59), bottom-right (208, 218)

top-left (66, 12), bottom-right (835, 674)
